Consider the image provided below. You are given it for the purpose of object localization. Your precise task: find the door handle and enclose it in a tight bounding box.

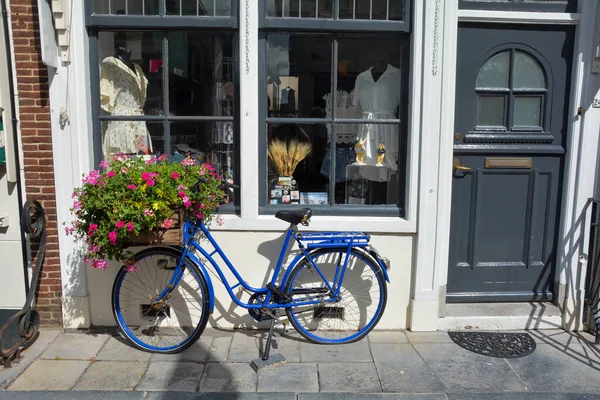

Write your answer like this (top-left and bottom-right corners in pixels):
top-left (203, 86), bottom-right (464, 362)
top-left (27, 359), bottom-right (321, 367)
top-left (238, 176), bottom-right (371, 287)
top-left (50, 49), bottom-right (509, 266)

top-left (454, 159), bottom-right (472, 172)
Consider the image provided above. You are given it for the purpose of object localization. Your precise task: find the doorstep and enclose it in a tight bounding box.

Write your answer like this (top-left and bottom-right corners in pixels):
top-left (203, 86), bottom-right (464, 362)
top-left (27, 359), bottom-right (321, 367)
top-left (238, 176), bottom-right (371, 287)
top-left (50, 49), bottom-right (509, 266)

top-left (437, 302), bottom-right (563, 331)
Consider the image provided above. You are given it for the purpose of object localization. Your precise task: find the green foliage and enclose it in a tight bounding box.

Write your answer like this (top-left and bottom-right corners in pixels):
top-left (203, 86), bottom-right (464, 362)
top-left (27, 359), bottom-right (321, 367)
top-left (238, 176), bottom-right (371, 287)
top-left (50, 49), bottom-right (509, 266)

top-left (65, 154), bottom-right (226, 269)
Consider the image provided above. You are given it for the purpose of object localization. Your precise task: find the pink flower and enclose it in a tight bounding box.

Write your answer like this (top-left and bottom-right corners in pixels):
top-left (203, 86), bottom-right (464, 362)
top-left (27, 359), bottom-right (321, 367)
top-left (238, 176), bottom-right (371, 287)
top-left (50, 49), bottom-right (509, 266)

top-left (125, 261), bottom-right (137, 272)
top-left (121, 167), bottom-right (129, 174)
top-left (98, 180), bottom-right (105, 186)
top-left (92, 259), bottom-right (108, 270)
top-left (88, 243), bottom-right (100, 253)
top-left (178, 191), bottom-right (187, 198)
top-left (109, 231), bottom-right (118, 245)
top-left (73, 200), bottom-right (82, 210)
top-left (171, 172), bottom-right (180, 179)
top-left (198, 169), bottom-right (205, 176)
top-left (150, 172), bottom-right (159, 178)
top-left (64, 226), bottom-right (75, 235)
top-left (106, 171), bottom-right (116, 178)
top-left (126, 222), bottom-right (135, 232)
top-left (146, 157), bottom-right (158, 165)
top-left (127, 184), bottom-right (136, 190)
top-left (71, 192), bottom-right (77, 199)
top-left (99, 160), bottom-right (109, 169)
top-left (216, 215), bottom-right (224, 226)
top-left (113, 152), bottom-right (128, 161)
top-left (203, 163), bottom-right (215, 171)
top-left (177, 185), bottom-right (188, 190)
top-left (182, 157), bottom-right (196, 167)
top-left (116, 221), bottom-right (125, 229)
top-left (183, 199), bottom-right (192, 208)
top-left (82, 170), bottom-right (101, 185)
top-left (162, 219), bottom-right (173, 229)
top-left (159, 154), bottom-right (168, 161)
top-left (199, 203), bottom-right (206, 209)
top-left (141, 172), bottom-right (151, 181)
top-left (88, 223), bottom-right (98, 236)
top-left (194, 211), bottom-right (203, 219)
top-left (143, 209), bottom-right (155, 217)
top-left (146, 179), bottom-right (155, 187)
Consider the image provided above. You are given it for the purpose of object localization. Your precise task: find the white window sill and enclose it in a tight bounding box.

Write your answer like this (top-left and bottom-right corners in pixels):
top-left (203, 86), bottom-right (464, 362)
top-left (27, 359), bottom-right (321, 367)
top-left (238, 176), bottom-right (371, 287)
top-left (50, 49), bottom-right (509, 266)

top-left (212, 213), bottom-right (417, 233)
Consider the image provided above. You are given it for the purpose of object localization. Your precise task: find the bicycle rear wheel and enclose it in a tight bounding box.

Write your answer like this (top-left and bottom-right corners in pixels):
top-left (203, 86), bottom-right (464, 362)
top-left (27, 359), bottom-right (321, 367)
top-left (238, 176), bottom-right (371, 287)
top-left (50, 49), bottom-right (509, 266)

top-left (111, 247), bottom-right (210, 353)
top-left (283, 248), bottom-right (387, 344)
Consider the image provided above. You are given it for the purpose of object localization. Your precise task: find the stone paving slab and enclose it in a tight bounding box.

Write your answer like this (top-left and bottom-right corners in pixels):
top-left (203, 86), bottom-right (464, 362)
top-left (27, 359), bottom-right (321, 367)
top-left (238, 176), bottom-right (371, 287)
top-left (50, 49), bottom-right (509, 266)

top-left (506, 343), bottom-right (600, 393)
top-left (199, 363), bottom-right (257, 392)
top-left (146, 393), bottom-right (297, 400)
top-left (257, 363), bottom-right (318, 393)
top-left (7, 360), bottom-right (90, 391)
top-left (72, 361), bottom-right (148, 391)
top-left (135, 362), bottom-right (204, 392)
top-left (41, 333), bottom-right (109, 361)
top-left (413, 343), bottom-right (527, 392)
top-left (446, 394), bottom-right (600, 400)
top-left (318, 362), bottom-right (382, 393)
top-left (300, 338), bottom-right (372, 362)
top-left (228, 331), bottom-right (301, 363)
top-left (0, 392), bottom-right (145, 400)
top-left (150, 336), bottom-right (213, 363)
top-left (0, 329), bottom-right (61, 389)
top-left (95, 337), bottom-right (152, 362)
top-left (405, 332), bottom-right (453, 343)
top-left (299, 394), bottom-right (449, 400)
top-left (370, 344), bottom-right (445, 393)
top-left (207, 336), bottom-right (233, 362)
top-left (368, 331), bottom-right (409, 344)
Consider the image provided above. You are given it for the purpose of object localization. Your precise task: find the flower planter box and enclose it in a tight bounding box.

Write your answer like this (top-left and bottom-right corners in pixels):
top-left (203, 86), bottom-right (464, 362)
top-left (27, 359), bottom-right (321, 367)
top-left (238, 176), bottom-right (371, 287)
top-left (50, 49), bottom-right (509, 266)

top-left (122, 210), bottom-right (184, 247)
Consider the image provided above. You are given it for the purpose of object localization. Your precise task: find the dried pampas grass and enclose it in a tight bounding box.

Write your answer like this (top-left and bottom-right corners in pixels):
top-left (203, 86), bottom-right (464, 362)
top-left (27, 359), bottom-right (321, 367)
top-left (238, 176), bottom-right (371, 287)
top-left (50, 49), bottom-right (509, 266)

top-left (268, 139), bottom-right (312, 177)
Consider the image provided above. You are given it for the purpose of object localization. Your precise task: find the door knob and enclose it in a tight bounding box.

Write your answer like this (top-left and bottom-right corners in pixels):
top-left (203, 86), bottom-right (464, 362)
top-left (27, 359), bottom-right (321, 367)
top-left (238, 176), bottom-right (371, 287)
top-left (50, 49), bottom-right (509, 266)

top-left (453, 159), bottom-right (472, 172)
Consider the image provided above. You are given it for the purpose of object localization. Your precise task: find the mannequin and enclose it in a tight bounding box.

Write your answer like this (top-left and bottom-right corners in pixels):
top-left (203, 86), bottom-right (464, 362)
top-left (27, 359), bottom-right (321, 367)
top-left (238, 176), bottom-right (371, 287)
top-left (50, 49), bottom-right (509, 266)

top-left (100, 46), bottom-right (152, 157)
top-left (370, 59), bottom-right (388, 83)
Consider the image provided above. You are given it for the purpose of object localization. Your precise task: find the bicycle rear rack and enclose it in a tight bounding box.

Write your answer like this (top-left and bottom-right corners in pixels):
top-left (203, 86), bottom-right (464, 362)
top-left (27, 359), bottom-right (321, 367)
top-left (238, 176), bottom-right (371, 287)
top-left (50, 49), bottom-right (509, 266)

top-left (296, 232), bottom-right (370, 249)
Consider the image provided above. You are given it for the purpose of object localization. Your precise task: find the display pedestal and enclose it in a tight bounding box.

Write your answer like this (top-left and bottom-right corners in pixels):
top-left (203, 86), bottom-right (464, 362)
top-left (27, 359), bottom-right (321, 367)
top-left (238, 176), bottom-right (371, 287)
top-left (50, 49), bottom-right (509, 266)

top-left (345, 164), bottom-right (395, 205)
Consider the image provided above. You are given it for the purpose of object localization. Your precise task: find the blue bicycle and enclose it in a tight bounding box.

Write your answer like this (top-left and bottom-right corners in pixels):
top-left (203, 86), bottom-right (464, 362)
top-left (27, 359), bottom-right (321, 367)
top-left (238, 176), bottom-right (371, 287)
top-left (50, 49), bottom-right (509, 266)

top-left (111, 181), bottom-right (390, 354)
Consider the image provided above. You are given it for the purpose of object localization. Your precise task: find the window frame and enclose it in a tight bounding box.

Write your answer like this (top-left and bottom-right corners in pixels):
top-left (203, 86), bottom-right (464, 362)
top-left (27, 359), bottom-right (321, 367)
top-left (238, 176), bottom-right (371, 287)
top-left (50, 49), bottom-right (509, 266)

top-left (85, 0), bottom-right (241, 212)
top-left (258, 0), bottom-right (411, 217)
top-left (459, 0), bottom-right (577, 13)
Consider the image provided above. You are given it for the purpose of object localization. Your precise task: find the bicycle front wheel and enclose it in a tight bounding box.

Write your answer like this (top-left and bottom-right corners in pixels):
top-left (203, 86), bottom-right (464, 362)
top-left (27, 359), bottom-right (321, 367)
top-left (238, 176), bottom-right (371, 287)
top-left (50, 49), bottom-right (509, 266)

top-left (284, 248), bottom-right (387, 344)
top-left (111, 247), bottom-right (210, 353)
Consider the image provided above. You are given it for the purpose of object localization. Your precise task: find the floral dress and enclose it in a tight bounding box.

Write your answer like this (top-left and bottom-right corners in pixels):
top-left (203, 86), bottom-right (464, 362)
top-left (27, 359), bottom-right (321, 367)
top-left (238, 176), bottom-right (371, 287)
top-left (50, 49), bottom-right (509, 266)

top-left (100, 56), bottom-right (152, 158)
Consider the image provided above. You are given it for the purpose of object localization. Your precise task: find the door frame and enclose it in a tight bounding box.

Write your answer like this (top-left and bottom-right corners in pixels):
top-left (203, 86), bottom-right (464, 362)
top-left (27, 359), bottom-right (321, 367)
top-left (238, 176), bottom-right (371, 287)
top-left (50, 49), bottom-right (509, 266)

top-left (409, 0), bottom-right (591, 331)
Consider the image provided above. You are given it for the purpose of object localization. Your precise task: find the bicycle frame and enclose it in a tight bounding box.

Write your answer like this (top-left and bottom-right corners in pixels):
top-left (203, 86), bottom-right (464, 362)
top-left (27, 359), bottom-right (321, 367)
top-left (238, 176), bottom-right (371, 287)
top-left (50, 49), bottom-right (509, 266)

top-left (154, 218), bottom-right (375, 311)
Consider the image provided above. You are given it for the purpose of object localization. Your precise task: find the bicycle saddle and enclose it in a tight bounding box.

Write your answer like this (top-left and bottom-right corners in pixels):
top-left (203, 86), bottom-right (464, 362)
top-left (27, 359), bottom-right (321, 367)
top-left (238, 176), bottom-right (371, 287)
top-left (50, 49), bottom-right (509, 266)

top-left (275, 208), bottom-right (312, 225)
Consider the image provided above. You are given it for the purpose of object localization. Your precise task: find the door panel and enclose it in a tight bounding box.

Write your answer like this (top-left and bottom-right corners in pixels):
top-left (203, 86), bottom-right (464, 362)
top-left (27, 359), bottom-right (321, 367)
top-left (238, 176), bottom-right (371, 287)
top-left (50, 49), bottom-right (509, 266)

top-left (448, 24), bottom-right (573, 302)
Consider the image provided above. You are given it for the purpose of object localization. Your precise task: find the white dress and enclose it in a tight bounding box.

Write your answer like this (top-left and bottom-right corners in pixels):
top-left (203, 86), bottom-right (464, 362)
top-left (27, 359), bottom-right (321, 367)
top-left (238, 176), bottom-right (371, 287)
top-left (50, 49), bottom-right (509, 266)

top-left (100, 56), bottom-right (152, 158)
top-left (353, 64), bottom-right (401, 176)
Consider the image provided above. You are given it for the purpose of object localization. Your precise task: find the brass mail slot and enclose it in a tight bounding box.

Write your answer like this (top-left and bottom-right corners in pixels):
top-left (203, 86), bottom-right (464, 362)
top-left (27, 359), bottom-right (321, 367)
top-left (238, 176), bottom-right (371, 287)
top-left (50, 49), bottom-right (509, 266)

top-left (485, 158), bottom-right (532, 169)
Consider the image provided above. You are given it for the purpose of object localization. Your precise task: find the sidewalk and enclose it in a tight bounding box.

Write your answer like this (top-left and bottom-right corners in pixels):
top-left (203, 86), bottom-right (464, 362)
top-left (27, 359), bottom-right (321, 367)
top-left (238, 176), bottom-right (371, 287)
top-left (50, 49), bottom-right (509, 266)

top-left (1, 327), bottom-right (600, 399)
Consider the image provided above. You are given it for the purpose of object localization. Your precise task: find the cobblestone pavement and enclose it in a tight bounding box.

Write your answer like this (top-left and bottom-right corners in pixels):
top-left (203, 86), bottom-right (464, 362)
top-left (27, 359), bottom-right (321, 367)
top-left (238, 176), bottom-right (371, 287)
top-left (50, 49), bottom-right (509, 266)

top-left (1, 328), bottom-right (600, 399)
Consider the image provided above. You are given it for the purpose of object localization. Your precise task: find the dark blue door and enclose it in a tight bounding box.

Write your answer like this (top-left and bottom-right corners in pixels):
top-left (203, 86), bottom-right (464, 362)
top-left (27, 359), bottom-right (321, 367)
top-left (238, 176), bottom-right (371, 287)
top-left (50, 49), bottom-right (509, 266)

top-left (448, 24), bottom-right (574, 302)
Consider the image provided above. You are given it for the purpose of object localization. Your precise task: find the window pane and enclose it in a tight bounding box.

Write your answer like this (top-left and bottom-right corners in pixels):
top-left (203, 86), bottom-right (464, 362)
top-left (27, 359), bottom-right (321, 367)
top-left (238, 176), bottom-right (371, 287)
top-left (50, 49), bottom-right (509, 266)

top-left (372, 0), bottom-right (388, 20)
top-left (99, 31), bottom-right (163, 117)
top-left (267, 0), bottom-right (333, 18)
top-left (170, 122), bottom-right (235, 182)
top-left (267, 34), bottom-right (332, 118)
top-left (267, 123), bottom-right (330, 205)
top-left (476, 51), bottom-right (510, 89)
top-left (334, 124), bottom-right (398, 205)
top-left (301, 0), bottom-right (317, 17)
top-left (215, 0), bottom-right (232, 16)
top-left (513, 51), bottom-right (546, 89)
top-left (337, 34), bottom-right (402, 120)
top-left (168, 32), bottom-right (234, 117)
top-left (338, 0), bottom-right (355, 18)
top-left (355, 0), bottom-right (370, 19)
top-left (513, 96), bottom-right (542, 127)
top-left (101, 121), bottom-right (162, 159)
top-left (476, 95), bottom-right (505, 127)
top-left (94, 0), bottom-right (159, 15)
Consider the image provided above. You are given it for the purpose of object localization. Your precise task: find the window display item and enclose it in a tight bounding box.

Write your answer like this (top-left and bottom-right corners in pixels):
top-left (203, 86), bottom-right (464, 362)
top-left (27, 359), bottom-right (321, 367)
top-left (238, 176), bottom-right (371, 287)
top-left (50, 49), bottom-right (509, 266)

top-left (354, 137), bottom-right (367, 164)
top-left (353, 62), bottom-right (401, 173)
top-left (100, 47), bottom-right (152, 158)
top-left (376, 142), bottom-right (386, 166)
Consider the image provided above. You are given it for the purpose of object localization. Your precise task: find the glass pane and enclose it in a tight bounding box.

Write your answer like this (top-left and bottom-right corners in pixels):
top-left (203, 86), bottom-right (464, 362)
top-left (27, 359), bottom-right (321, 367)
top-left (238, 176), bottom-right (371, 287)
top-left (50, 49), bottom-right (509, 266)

top-left (319, 0), bottom-right (334, 18)
top-left (110, 0), bottom-right (126, 14)
top-left (513, 51), bottom-right (546, 89)
top-left (476, 51), bottom-right (510, 89)
top-left (337, 34), bottom-right (402, 120)
top-left (267, 34), bottom-right (332, 118)
top-left (335, 123), bottom-right (398, 205)
top-left (372, 0), bottom-right (388, 20)
top-left (267, 123), bottom-right (330, 205)
top-left (355, 0), bottom-right (370, 19)
top-left (389, 0), bottom-right (403, 20)
top-left (215, 0), bottom-right (231, 16)
top-left (99, 31), bottom-right (163, 117)
top-left (168, 32), bottom-right (234, 117)
top-left (101, 121), bottom-right (162, 160)
top-left (170, 121), bottom-right (236, 183)
top-left (300, 0), bottom-right (317, 17)
top-left (476, 95), bottom-right (505, 127)
top-left (513, 96), bottom-right (542, 127)
top-left (267, 0), bottom-right (282, 16)
top-left (339, 0), bottom-right (354, 18)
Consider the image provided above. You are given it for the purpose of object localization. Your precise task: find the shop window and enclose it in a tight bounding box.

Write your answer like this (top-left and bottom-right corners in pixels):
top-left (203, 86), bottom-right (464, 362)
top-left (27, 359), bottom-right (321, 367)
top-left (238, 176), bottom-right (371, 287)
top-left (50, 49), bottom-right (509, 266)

top-left (459, 0), bottom-right (576, 13)
top-left (87, 1), bottom-right (239, 208)
top-left (260, 0), bottom-right (409, 216)
top-left (475, 49), bottom-right (547, 132)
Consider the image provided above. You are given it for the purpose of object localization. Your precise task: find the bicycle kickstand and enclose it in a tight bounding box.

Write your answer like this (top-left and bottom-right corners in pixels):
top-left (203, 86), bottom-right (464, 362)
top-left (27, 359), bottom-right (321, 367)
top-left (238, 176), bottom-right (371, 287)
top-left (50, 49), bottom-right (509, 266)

top-left (250, 317), bottom-right (286, 372)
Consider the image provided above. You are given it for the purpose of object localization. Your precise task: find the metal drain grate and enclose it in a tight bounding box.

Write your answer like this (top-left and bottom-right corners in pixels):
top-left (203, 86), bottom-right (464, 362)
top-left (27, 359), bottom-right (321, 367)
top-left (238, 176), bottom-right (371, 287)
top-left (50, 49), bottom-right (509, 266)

top-left (448, 331), bottom-right (536, 358)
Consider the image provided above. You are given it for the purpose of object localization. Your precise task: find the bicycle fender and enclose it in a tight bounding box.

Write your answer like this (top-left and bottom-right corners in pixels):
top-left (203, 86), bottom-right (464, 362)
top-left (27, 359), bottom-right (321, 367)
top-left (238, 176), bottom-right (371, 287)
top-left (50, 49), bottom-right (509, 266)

top-left (280, 251), bottom-right (311, 285)
top-left (139, 246), bottom-right (215, 314)
top-left (355, 246), bottom-right (390, 283)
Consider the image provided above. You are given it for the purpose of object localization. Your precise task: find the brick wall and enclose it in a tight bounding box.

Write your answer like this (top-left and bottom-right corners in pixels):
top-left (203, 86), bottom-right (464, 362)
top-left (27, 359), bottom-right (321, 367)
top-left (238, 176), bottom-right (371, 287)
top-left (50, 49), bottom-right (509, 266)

top-left (10, 0), bottom-right (62, 326)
